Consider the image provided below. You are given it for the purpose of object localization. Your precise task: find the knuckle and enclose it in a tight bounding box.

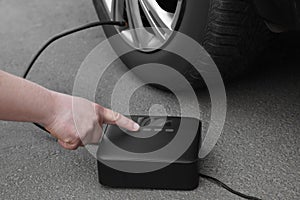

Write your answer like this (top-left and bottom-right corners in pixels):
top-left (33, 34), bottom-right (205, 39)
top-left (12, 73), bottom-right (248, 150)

top-left (63, 135), bottom-right (80, 145)
top-left (103, 108), bottom-right (121, 122)
top-left (64, 138), bottom-right (72, 144)
top-left (95, 104), bottom-right (104, 113)
top-left (112, 111), bottom-right (121, 122)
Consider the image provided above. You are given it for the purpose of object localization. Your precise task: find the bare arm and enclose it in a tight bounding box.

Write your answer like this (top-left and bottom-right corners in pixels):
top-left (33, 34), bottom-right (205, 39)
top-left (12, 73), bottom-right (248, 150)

top-left (0, 70), bottom-right (139, 149)
top-left (0, 70), bottom-right (56, 125)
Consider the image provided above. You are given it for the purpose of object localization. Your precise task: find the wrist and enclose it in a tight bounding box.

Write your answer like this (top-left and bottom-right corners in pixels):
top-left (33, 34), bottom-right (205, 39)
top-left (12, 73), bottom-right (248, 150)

top-left (38, 90), bottom-right (58, 128)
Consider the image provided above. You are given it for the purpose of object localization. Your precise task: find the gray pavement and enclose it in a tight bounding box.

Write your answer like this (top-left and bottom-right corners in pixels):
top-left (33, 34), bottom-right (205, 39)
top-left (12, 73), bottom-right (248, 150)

top-left (0, 0), bottom-right (299, 199)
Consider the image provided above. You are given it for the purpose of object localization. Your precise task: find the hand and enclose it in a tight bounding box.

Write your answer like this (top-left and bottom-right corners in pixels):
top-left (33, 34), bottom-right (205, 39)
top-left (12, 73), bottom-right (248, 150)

top-left (44, 91), bottom-right (140, 150)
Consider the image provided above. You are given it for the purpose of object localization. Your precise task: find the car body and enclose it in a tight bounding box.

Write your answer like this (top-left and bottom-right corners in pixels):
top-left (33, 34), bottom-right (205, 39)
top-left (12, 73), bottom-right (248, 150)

top-left (254, 0), bottom-right (300, 31)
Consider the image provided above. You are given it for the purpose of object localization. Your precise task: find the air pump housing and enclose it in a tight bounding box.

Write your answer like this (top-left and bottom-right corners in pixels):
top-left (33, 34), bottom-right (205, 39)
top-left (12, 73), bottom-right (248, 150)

top-left (97, 116), bottom-right (201, 190)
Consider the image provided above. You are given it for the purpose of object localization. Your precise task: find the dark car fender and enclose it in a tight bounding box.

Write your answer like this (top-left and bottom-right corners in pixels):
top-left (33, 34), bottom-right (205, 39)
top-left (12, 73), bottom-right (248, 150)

top-left (253, 0), bottom-right (300, 30)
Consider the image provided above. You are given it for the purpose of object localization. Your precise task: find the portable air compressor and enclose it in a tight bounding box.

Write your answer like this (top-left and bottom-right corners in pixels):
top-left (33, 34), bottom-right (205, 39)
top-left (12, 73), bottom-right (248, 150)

top-left (23, 18), bottom-right (262, 199)
top-left (97, 115), bottom-right (201, 190)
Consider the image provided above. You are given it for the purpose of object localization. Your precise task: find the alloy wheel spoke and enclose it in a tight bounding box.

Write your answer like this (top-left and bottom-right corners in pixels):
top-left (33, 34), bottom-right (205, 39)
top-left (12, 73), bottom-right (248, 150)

top-left (171, 0), bottom-right (183, 29)
top-left (112, 0), bottom-right (120, 20)
top-left (125, 0), bottom-right (146, 47)
top-left (140, 0), bottom-right (174, 29)
top-left (139, 0), bottom-right (170, 41)
top-left (112, 0), bottom-right (123, 29)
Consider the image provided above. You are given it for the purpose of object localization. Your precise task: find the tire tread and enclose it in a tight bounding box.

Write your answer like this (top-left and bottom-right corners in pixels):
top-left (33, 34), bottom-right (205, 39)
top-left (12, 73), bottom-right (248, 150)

top-left (187, 0), bottom-right (272, 86)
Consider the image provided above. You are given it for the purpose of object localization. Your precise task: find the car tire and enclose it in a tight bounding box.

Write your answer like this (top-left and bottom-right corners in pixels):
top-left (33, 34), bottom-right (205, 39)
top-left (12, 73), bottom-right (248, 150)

top-left (93, 0), bottom-right (270, 89)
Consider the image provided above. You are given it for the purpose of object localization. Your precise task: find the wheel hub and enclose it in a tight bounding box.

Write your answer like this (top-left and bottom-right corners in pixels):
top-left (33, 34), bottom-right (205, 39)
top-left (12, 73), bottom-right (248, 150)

top-left (102, 0), bottom-right (183, 52)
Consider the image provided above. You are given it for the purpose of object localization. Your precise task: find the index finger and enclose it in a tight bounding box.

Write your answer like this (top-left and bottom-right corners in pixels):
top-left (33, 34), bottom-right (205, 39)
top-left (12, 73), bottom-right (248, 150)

top-left (101, 108), bottom-right (140, 131)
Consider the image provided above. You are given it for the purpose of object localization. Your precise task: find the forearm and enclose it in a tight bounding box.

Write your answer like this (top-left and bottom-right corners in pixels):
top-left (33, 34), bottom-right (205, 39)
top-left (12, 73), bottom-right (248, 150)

top-left (0, 70), bottom-right (55, 126)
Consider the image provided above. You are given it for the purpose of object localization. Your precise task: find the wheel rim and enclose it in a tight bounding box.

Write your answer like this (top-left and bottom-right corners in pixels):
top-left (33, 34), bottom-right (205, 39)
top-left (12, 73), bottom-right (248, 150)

top-left (102, 0), bottom-right (183, 52)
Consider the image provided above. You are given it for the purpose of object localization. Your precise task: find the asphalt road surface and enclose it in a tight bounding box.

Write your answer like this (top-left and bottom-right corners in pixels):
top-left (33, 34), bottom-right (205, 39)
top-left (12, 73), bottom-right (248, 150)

top-left (0, 1), bottom-right (299, 199)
